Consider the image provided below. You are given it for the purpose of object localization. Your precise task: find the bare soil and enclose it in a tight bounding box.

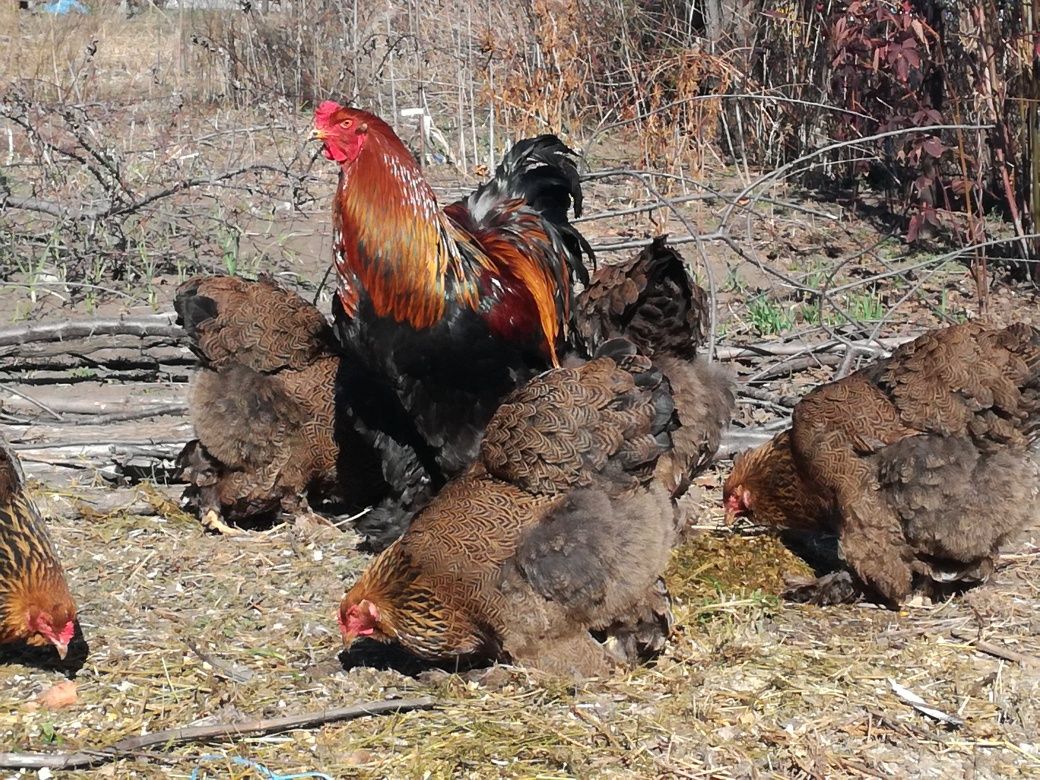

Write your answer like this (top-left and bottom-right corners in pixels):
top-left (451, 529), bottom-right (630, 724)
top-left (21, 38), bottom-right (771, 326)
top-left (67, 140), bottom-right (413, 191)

top-left (3, 9), bottom-right (1040, 774)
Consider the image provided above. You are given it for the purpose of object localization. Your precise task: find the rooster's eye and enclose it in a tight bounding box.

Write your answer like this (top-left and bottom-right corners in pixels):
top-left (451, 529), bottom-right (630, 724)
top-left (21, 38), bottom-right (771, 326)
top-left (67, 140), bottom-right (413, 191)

top-left (340, 119), bottom-right (353, 128)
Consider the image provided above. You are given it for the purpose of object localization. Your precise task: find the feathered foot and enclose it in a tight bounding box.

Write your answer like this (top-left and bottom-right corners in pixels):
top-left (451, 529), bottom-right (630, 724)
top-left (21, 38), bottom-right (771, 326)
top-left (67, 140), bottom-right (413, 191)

top-left (200, 508), bottom-right (244, 536)
top-left (293, 510), bottom-right (338, 534)
top-left (598, 578), bottom-right (673, 666)
top-left (783, 570), bottom-right (865, 605)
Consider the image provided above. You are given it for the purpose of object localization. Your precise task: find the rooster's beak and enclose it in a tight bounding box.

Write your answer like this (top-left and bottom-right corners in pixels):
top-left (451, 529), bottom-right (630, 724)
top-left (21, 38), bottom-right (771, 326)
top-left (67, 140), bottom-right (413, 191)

top-left (310, 128), bottom-right (327, 142)
top-left (53, 641), bottom-right (69, 660)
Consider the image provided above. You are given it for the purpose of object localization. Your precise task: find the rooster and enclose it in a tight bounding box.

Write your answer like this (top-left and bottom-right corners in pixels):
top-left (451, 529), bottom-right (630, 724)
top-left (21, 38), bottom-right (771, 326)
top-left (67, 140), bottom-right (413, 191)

top-left (338, 340), bottom-right (732, 676)
top-left (0, 436), bottom-right (78, 661)
top-left (175, 274), bottom-right (382, 534)
top-left (315, 104), bottom-right (724, 549)
top-left (724, 321), bottom-right (1040, 606)
top-left (314, 102), bottom-right (593, 548)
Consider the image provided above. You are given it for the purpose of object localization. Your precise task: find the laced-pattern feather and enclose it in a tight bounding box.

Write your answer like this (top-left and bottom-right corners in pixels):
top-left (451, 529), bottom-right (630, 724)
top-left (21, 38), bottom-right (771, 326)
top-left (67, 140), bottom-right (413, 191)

top-left (340, 347), bottom-right (684, 675)
top-left (0, 438), bottom-right (76, 648)
top-left (725, 321), bottom-right (1040, 606)
top-left (175, 275), bottom-right (378, 528)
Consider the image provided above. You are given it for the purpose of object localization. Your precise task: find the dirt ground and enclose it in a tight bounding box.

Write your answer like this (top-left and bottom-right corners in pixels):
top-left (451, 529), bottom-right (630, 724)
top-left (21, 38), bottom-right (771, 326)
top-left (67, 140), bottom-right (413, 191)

top-left (2, 182), bottom-right (1040, 778)
top-left (3, 8), bottom-right (1040, 772)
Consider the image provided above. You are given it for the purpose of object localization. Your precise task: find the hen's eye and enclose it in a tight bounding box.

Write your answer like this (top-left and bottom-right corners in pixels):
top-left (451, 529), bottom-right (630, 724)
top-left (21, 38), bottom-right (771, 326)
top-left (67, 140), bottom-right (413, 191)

top-left (340, 119), bottom-right (353, 128)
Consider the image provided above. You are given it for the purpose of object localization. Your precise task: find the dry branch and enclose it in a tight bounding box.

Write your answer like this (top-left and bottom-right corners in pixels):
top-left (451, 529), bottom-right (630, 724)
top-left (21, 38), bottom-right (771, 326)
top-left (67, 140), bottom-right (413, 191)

top-left (0, 697), bottom-right (437, 770)
top-left (0, 315), bottom-right (192, 383)
top-left (714, 335), bottom-right (916, 362)
top-left (950, 630), bottom-right (1040, 668)
top-left (0, 315), bottom-right (180, 347)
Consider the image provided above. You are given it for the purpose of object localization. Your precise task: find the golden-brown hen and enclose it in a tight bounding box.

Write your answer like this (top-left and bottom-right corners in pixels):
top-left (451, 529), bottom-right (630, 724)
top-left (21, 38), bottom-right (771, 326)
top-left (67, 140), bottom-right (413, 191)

top-left (338, 340), bottom-right (733, 676)
top-left (175, 275), bottom-right (377, 533)
top-left (0, 436), bottom-right (78, 661)
top-left (724, 321), bottom-right (1040, 606)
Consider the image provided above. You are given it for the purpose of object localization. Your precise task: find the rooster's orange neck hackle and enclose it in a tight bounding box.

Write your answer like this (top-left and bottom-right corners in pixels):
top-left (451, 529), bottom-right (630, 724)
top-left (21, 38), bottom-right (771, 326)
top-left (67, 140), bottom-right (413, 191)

top-left (314, 101), bottom-right (568, 365)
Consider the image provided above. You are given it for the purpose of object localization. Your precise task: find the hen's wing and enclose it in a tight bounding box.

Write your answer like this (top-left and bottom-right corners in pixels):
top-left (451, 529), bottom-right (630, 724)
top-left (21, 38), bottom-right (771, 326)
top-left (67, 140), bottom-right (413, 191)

top-left (875, 321), bottom-right (1040, 447)
top-left (175, 274), bottom-right (336, 372)
top-left (480, 341), bottom-right (675, 496)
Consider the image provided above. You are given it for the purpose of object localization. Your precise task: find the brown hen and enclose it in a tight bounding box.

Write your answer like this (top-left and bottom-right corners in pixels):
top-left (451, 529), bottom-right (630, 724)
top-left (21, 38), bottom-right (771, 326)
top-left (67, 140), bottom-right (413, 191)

top-left (578, 237), bottom-right (734, 505)
top-left (724, 321), bottom-right (1040, 606)
top-left (339, 340), bottom-right (732, 676)
top-left (175, 275), bottom-right (377, 533)
top-left (0, 436), bottom-right (78, 661)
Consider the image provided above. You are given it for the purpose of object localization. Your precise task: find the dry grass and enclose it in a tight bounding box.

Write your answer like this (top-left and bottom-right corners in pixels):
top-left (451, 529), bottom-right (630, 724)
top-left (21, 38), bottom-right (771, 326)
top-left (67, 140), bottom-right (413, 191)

top-left (1, 470), bottom-right (1037, 779)
top-left (3, 8), bottom-right (1040, 779)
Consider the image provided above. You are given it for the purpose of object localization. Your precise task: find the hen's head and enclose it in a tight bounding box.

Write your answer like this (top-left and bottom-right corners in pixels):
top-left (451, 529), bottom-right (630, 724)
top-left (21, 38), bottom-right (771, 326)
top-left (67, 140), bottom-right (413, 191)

top-left (24, 591), bottom-right (77, 660)
top-left (312, 102), bottom-right (392, 165)
top-left (723, 430), bottom-right (833, 531)
top-left (722, 468), bottom-right (753, 524)
top-left (338, 594), bottom-right (392, 647)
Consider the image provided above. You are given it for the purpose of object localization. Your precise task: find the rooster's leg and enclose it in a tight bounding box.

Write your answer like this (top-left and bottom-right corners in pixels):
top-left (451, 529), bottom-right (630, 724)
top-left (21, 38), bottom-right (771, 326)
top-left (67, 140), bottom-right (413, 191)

top-left (200, 508), bottom-right (244, 536)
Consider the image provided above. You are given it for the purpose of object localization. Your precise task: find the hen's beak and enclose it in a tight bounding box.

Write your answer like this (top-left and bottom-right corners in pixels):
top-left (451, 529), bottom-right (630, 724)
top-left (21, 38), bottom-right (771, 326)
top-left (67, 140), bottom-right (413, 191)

top-left (722, 488), bottom-right (744, 526)
top-left (310, 127), bottom-right (327, 142)
top-left (53, 640), bottom-right (69, 660)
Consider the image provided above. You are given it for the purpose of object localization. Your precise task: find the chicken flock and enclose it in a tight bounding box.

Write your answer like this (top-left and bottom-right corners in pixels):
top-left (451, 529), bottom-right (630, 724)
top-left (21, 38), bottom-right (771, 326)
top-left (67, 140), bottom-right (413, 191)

top-left (2, 104), bottom-right (1038, 682)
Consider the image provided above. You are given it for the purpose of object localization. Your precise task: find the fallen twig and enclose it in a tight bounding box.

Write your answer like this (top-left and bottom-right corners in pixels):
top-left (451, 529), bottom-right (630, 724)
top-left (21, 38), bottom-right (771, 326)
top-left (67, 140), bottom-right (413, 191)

top-left (0, 697), bottom-right (437, 770)
top-left (79, 404), bottom-right (189, 425)
top-left (0, 314), bottom-right (180, 347)
top-left (183, 638), bottom-right (255, 684)
top-left (951, 630), bottom-right (1040, 668)
top-left (715, 334), bottom-right (915, 362)
top-left (0, 382), bottom-right (63, 420)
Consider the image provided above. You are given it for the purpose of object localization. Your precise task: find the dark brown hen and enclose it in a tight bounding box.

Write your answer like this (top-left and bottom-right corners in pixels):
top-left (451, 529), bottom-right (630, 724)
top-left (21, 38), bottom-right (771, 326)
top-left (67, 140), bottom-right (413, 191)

top-left (338, 341), bottom-right (725, 676)
top-left (175, 275), bottom-right (378, 533)
top-left (0, 437), bottom-right (78, 661)
top-left (725, 321), bottom-right (1040, 606)
top-left (578, 237), bottom-right (734, 507)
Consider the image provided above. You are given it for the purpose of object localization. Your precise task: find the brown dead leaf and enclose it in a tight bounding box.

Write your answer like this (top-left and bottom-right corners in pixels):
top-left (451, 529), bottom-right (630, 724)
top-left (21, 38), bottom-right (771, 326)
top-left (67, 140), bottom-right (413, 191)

top-left (344, 750), bottom-right (374, 766)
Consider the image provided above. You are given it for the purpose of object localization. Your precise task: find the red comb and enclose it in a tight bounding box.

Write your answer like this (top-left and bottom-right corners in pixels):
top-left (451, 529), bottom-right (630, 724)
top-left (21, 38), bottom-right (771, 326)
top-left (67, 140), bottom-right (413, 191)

top-left (314, 100), bottom-right (342, 127)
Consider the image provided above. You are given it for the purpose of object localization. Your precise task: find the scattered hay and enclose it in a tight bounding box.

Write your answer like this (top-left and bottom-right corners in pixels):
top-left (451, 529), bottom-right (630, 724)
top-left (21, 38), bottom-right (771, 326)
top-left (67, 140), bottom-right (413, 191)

top-left (1, 471), bottom-right (1037, 778)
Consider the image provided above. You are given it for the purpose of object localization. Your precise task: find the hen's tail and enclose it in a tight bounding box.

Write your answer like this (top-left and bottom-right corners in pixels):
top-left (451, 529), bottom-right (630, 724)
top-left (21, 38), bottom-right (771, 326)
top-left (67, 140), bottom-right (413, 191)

top-left (174, 275), bottom-right (337, 372)
top-left (577, 236), bottom-right (709, 360)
